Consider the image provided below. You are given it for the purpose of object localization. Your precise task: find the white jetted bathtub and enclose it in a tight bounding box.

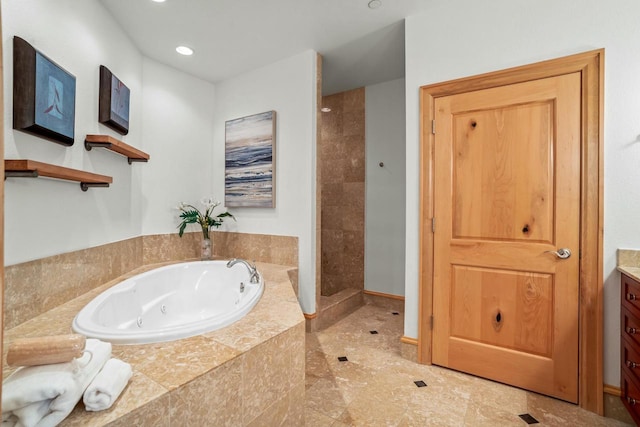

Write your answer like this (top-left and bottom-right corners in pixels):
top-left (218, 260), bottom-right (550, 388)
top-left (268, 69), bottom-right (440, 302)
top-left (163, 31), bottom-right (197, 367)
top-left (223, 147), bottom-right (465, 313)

top-left (72, 260), bottom-right (264, 345)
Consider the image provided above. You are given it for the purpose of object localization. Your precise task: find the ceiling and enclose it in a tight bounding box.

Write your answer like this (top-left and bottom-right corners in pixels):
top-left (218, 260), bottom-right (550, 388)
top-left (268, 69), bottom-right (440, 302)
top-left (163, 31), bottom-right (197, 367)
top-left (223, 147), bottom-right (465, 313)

top-left (99, 0), bottom-right (429, 95)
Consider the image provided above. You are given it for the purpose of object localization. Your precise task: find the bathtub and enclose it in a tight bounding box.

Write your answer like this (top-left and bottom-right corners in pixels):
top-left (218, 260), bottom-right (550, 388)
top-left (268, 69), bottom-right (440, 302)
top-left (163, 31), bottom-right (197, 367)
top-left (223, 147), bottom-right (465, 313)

top-left (72, 260), bottom-right (264, 344)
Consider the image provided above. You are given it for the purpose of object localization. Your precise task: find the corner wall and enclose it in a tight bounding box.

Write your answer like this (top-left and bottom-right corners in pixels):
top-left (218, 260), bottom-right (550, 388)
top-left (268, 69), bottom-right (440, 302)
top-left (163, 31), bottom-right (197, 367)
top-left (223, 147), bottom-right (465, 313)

top-left (404, 0), bottom-right (640, 387)
top-left (2, 0), bottom-right (144, 265)
top-left (3, 0), bottom-right (218, 267)
top-left (212, 50), bottom-right (318, 314)
top-left (140, 58), bottom-right (216, 235)
top-left (365, 78), bottom-right (406, 297)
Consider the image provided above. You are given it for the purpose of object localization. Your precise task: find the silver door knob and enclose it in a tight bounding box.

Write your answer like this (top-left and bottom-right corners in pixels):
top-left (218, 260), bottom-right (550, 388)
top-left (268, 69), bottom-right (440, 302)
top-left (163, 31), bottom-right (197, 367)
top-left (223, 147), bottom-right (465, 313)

top-left (545, 248), bottom-right (571, 259)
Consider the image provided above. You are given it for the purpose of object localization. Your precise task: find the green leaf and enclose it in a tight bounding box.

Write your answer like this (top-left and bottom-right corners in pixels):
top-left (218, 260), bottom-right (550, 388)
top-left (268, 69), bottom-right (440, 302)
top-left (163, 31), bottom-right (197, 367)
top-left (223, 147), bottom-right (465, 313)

top-left (178, 221), bottom-right (187, 237)
top-left (180, 210), bottom-right (199, 221)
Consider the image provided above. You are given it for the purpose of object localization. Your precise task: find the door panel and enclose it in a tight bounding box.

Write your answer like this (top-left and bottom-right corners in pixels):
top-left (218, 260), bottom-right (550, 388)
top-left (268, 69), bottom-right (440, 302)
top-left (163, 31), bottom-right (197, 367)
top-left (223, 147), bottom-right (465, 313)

top-left (432, 73), bottom-right (581, 402)
top-left (450, 266), bottom-right (553, 357)
top-left (452, 102), bottom-right (554, 243)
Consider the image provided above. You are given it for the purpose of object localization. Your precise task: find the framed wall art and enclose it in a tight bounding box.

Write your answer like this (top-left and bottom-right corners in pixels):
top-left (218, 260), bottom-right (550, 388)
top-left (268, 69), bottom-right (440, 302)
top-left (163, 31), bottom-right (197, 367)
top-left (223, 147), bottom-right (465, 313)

top-left (99, 65), bottom-right (130, 135)
top-left (225, 110), bottom-right (276, 208)
top-left (13, 36), bottom-right (76, 146)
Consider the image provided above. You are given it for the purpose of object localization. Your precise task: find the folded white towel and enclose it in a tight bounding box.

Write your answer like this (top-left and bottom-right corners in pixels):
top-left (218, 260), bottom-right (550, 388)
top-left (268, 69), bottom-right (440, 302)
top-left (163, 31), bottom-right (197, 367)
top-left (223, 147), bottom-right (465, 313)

top-left (83, 358), bottom-right (132, 412)
top-left (2, 339), bottom-right (111, 427)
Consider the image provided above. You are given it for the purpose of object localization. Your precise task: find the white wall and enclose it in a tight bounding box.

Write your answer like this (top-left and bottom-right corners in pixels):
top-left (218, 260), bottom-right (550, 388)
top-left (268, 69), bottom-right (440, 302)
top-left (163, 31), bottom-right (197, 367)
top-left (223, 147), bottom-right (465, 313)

top-left (3, 0), bottom-right (318, 315)
top-left (365, 78), bottom-right (406, 296)
top-left (3, 0), bottom-right (217, 264)
top-left (140, 58), bottom-right (216, 235)
top-left (404, 0), bottom-right (640, 387)
top-left (213, 50), bottom-right (318, 314)
top-left (3, 0), bottom-right (143, 265)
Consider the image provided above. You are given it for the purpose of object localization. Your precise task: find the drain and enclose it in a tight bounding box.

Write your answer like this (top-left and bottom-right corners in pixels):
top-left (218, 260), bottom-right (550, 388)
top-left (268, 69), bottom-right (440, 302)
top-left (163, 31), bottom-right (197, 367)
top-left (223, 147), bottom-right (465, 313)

top-left (137, 316), bottom-right (143, 328)
top-left (161, 304), bottom-right (167, 314)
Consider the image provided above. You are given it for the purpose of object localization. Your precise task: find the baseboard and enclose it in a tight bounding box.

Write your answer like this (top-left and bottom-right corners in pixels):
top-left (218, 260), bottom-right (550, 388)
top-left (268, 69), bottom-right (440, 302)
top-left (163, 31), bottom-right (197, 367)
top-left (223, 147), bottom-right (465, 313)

top-left (400, 336), bottom-right (418, 346)
top-left (604, 384), bottom-right (621, 397)
top-left (303, 312), bottom-right (317, 320)
top-left (363, 290), bottom-right (405, 301)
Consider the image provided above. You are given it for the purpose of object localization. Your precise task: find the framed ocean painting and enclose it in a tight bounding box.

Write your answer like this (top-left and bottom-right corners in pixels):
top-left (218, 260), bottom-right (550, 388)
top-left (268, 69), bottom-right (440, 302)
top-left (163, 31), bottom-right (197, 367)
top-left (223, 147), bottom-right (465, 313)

top-left (99, 65), bottom-right (130, 135)
top-left (13, 36), bottom-right (76, 146)
top-left (225, 111), bottom-right (276, 208)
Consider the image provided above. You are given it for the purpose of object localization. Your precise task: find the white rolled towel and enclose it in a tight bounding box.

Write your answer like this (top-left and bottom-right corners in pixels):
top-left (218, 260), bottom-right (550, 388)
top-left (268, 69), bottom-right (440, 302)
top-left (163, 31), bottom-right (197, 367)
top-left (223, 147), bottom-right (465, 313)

top-left (83, 358), bottom-right (132, 411)
top-left (2, 339), bottom-right (111, 427)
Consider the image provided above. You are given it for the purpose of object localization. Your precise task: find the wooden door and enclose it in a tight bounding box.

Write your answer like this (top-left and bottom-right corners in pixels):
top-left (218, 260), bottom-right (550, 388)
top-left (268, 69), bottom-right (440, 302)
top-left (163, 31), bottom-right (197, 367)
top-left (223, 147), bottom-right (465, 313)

top-left (432, 72), bottom-right (581, 402)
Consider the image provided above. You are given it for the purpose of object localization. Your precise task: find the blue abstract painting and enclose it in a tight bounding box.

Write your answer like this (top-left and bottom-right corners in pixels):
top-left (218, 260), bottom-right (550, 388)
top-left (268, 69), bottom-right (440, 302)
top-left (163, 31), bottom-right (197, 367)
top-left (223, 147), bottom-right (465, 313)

top-left (225, 111), bottom-right (276, 208)
top-left (34, 52), bottom-right (75, 141)
top-left (98, 65), bottom-right (130, 135)
top-left (110, 74), bottom-right (130, 130)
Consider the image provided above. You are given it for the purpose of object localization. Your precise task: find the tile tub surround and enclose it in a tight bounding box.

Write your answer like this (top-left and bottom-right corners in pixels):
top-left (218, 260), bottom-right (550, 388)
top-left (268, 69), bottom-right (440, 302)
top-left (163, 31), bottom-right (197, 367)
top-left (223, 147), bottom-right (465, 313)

top-left (212, 231), bottom-right (298, 268)
top-left (5, 231), bottom-right (298, 328)
top-left (3, 262), bottom-right (305, 426)
top-left (4, 237), bottom-right (146, 329)
top-left (618, 248), bottom-right (640, 282)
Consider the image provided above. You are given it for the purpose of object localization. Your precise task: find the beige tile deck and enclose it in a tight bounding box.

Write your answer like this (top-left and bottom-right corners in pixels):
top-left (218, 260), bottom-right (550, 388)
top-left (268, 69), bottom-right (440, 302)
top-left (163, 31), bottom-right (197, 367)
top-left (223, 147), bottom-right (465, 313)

top-left (305, 303), bottom-right (632, 427)
top-left (3, 261), bottom-right (304, 426)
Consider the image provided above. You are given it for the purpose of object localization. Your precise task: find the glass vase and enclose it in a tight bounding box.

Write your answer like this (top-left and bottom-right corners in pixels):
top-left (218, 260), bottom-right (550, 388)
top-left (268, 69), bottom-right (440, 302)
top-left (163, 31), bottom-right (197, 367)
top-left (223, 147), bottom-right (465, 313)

top-left (201, 238), bottom-right (212, 261)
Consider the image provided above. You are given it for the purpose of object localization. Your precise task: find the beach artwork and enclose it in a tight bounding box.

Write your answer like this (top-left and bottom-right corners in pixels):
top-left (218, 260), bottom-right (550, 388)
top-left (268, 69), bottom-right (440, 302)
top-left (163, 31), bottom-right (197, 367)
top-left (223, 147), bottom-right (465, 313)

top-left (225, 111), bottom-right (276, 208)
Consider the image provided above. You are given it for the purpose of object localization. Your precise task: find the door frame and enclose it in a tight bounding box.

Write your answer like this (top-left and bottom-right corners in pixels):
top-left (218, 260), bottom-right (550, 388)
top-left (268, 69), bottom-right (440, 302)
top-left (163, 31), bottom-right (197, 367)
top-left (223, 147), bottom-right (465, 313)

top-left (418, 50), bottom-right (604, 414)
top-left (0, 2), bottom-right (5, 406)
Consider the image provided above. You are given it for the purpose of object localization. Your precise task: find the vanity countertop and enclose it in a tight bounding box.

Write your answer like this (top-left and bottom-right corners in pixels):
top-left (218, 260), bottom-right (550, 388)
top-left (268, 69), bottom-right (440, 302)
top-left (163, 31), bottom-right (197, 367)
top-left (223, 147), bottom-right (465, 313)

top-left (617, 249), bottom-right (640, 282)
top-left (618, 266), bottom-right (640, 283)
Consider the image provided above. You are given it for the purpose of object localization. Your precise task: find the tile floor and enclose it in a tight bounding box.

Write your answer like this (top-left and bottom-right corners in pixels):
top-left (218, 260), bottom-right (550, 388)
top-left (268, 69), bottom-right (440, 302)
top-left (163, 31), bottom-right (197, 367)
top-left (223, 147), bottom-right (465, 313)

top-left (305, 302), bottom-right (632, 426)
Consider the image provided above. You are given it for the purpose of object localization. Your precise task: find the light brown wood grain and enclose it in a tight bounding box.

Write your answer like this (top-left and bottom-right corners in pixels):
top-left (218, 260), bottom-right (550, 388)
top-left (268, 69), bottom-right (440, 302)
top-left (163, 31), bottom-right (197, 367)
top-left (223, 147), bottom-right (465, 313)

top-left (363, 290), bottom-right (405, 301)
top-left (401, 336), bottom-right (418, 346)
top-left (419, 49), bottom-right (604, 413)
top-left (449, 266), bottom-right (553, 356)
top-left (578, 49), bottom-right (605, 414)
top-left (451, 102), bottom-right (553, 243)
top-left (5, 159), bottom-right (113, 184)
top-left (6, 334), bottom-right (86, 367)
top-left (417, 87), bottom-right (435, 365)
top-left (0, 5), bottom-right (4, 406)
top-left (85, 134), bottom-right (150, 161)
top-left (432, 74), bottom-right (581, 402)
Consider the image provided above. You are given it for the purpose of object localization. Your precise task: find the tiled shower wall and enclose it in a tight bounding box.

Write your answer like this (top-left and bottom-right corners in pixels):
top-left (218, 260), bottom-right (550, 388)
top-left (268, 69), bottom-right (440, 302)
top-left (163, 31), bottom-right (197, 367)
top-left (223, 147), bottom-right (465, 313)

top-left (319, 88), bottom-right (365, 296)
top-left (4, 232), bottom-right (298, 329)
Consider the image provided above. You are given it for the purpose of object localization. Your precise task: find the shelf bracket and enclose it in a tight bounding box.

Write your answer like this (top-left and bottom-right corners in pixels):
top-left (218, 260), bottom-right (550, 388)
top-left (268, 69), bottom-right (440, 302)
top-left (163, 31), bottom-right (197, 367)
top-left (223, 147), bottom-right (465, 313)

top-left (84, 141), bottom-right (112, 151)
top-left (5, 170), bottom-right (39, 179)
top-left (80, 182), bottom-right (110, 192)
top-left (5, 160), bottom-right (113, 190)
top-left (84, 135), bottom-right (150, 164)
top-left (127, 157), bottom-right (149, 165)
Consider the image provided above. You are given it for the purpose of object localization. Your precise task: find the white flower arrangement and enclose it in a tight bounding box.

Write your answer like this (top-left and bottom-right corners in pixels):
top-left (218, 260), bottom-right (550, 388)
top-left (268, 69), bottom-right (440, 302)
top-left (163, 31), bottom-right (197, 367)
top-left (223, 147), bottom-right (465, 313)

top-left (176, 197), bottom-right (234, 239)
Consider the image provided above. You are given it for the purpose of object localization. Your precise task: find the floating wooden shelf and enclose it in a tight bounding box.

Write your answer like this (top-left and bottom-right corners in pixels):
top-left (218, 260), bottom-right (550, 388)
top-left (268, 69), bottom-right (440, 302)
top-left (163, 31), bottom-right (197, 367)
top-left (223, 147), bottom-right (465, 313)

top-left (85, 134), bottom-right (150, 164)
top-left (5, 160), bottom-right (113, 191)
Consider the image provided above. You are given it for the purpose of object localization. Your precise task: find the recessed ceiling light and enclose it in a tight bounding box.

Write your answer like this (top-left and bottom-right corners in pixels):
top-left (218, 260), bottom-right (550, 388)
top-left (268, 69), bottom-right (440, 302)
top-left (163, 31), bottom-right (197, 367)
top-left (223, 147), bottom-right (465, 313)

top-left (151, 0), bottom-right (166, 3)
top-left (368, 0), bottom-right (382, 9)
top-left (321, 107), bottom-right (332, 113)
top-left (176, 46), bottom-right (194, 56)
